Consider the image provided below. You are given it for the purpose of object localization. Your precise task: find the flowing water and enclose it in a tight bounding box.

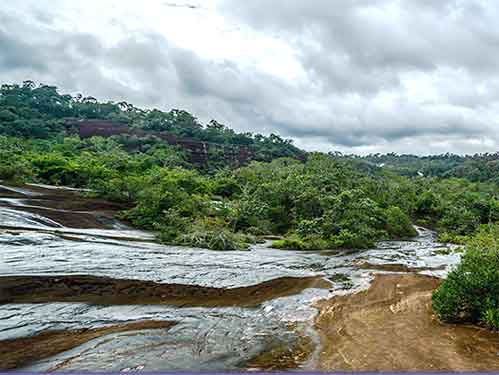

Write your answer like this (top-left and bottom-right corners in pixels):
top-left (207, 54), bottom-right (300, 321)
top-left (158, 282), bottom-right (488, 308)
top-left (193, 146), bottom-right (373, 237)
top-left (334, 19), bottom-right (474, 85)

top-left (0, 183), bottom-right (461, 372)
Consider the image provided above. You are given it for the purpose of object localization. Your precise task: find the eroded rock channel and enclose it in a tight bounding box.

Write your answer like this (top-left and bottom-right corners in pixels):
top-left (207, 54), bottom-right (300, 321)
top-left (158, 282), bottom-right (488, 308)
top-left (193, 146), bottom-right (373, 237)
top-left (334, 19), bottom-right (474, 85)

top-left (0, 183), bottom-right (497, 371)
top-left (0, 275), bottom-right (329, 307)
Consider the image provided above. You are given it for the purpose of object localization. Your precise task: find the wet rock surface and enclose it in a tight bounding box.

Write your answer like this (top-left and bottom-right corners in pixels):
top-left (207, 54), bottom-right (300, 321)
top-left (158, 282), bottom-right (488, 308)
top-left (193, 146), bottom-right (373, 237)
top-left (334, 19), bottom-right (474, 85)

top-left (0, 321), bottom-right (176, 370)
top-left (355, 261), bottom-right (447, 273)
top-left (1, 182), bottom-right (496, 371)
top-left (0, 183), bottom-right (128, 229)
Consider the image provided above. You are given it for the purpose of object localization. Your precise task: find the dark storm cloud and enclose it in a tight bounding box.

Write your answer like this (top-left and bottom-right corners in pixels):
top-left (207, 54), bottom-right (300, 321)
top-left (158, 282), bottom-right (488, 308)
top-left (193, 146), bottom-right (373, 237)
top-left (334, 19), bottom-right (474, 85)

top-left (218, 0), bottom-right (499, 152)
top-left (222, 0), bottom-right (499, 93)
top-left (264, 100), bottom-right (490, 148)
top-left (0, 29), bottom-right (46, 72)
top-left (0, 12), bottom-right (102, 74)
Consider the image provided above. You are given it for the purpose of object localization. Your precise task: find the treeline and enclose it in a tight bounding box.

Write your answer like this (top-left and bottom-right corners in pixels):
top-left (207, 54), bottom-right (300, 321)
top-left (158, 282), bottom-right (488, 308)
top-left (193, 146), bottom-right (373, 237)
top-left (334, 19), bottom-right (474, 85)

top-left (0, 81), bottom-right (304, 165)
top-left (337, 152), bottom-right (499, 184)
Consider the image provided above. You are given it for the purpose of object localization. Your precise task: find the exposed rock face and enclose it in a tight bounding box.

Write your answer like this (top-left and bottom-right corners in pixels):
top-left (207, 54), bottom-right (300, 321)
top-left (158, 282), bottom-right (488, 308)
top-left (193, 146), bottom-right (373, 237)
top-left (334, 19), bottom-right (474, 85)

top-left (70, 119), bottom-right (255, 167)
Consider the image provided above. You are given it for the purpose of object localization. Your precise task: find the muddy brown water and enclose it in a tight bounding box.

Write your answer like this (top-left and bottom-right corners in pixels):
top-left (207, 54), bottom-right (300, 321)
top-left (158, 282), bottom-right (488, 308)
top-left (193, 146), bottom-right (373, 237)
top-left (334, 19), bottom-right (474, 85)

top-left (315, 274), bottom-right (499, 371)
top-left (0, 182), bottom-right (496, 371)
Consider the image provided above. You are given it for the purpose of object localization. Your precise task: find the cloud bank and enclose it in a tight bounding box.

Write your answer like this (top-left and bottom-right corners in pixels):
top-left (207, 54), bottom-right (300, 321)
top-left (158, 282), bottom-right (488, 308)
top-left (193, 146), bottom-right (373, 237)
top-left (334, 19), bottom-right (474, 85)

top-left (1, 0), bottom-right (498, 154)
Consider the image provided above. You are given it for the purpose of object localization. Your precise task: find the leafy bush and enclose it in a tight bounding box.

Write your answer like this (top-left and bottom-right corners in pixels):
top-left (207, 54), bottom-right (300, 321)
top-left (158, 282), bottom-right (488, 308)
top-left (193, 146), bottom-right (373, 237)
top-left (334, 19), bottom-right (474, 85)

top-left (178, 229), bottom-right (252, 251)
top-left (384, 206), bottom-right (418, 238)
top-left (415, 190), bottom-right (442, 218)
top-left (296, 219), bottom-right (324, 237)
top-left (157, 216), bottom-right (255, 251)
top-left (437, 232), bottom-right (469, 245)
top-left (211, 176), bottom-right (241, 197)
top-left (482, 308), bottom-right (499, 331)
top-left (330, 228), bottom-right (377, 249)
top-left (272, 230), bottom-right (377, 251)
top-left (272, 235), bottom-right (328, 251)
top-left (0, 158), bottom-right (32, 182)
top-left (272, 237), bottom-right (306, 250)
top-left (437, 206), bottom-right (479, 235)
top-left (432, 225), bottom-right (499, 330)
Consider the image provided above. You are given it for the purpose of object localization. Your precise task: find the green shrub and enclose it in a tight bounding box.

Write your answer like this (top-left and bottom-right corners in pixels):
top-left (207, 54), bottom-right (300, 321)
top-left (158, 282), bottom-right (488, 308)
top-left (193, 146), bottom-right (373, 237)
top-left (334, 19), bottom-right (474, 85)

top-left (305, 235), bottom-right (330, 250)
top-left (432, 225), bottom-right (499, 330)
top-left (272, 237), bottom-right (307, 250)
top-left (0, 159), bottom-right (33, 182)
top-left (330, 228), bottom-right (378, 249)
top-left (272, 234), bottom-right (328, 251)
top-left (416, 190), bottom-right (442, 217)
top-left (178, 228), bottom-right (253, 251)
top-left (437, 205), bottom-right (479, 236)
top-left (482, 307), bottom-right (499, 331)
top-left (211, 176), bottom-right (241, 197)
top-left (384, 206), bottom-right (417, 238)
top-left (157, 216), bottom-right (255, 251)
top-left (415, 218), bottom-right (432, 227)
top-left (273, 227), bottom-right (382, 251)
top-left (437, 232), bottom-right (469, 245)
top-left (296, 219), bottom-right (323, 237)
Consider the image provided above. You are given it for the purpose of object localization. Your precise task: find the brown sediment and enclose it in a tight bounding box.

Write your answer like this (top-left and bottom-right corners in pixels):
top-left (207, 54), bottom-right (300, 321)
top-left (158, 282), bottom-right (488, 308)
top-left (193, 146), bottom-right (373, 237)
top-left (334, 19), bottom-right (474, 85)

top-left (0, 275), bottom-right (331, 307)
top-left (0, 188), bottom-right (25, 199)
top-left (246, 327), bottom-right (314, 371)
top-left (0, 320), bottom-right (175, 370)
top-left (356, 261), bottom-right (447, 273)
top-left (314, 274), bottom-right (499, 371)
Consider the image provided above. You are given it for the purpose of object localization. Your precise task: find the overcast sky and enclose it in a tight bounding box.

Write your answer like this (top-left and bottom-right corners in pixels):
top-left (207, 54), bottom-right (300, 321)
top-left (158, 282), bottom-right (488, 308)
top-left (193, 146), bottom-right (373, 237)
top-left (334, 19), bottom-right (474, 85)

top-left (1, 0), bottom-right (499, 155)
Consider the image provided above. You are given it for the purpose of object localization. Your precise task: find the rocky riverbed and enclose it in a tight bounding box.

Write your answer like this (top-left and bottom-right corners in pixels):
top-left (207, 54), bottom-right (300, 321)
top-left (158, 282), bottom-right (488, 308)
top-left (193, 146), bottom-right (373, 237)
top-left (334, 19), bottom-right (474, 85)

top-left (0, 182), bottom-right (497, 371)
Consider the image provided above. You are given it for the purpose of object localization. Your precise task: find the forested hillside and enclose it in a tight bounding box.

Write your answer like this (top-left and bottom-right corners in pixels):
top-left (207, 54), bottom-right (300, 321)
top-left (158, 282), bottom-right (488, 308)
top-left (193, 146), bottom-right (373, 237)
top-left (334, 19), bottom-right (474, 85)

top-left (338, 152), bottom-right (499, 184)
top-left (0, 81), bottom-right (304, 167)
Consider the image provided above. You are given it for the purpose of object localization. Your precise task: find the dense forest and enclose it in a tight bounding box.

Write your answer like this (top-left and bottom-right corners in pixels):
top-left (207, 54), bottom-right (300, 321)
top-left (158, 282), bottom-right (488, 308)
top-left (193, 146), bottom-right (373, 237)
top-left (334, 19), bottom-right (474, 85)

top-left (338, 152), bottom-right (499, 184)
top-left (1, 81), bottom-right (498, 330)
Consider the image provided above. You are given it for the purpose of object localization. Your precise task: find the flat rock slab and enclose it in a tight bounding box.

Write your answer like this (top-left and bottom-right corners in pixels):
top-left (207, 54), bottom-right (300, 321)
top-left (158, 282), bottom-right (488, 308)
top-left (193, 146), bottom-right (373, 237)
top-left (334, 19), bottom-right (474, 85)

top-left (0, 320), bottom-right (175, 370)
